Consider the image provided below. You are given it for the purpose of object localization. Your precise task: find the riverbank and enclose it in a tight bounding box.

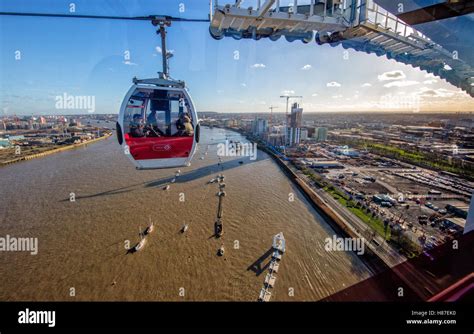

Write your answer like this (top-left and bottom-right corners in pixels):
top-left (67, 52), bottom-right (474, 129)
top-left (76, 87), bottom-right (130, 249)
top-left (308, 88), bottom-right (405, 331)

top-left (256, 143), bottom-right (391, 274)
top-left (0, 132), bottom-right (113, 167)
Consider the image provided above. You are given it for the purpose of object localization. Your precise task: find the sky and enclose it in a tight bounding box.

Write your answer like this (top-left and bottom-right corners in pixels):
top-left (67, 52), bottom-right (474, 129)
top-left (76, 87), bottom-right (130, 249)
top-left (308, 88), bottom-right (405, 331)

top-left (1, 0), bottom-right (473, 115)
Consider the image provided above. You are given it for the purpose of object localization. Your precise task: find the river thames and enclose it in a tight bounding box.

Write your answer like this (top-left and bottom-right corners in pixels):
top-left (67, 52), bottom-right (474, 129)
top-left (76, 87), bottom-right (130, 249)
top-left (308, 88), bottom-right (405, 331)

top-left (0, 126), bottom-right (371, 301)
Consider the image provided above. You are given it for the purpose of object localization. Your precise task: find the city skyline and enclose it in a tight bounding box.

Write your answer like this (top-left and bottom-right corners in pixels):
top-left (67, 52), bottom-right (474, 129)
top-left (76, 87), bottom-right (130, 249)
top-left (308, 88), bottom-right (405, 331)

top-left (1, 0), bottom-right (474, 116)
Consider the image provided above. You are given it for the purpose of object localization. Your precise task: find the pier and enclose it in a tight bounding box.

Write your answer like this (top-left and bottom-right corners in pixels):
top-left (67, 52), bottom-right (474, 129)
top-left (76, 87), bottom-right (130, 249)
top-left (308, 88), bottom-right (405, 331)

top-left (258, 232), bottom-right (285, 302)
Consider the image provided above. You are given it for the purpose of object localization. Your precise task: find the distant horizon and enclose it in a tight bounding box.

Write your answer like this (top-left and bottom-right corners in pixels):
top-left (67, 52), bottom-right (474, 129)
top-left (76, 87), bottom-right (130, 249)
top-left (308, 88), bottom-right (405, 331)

top-left (2, 110), bottom-right (474, 117)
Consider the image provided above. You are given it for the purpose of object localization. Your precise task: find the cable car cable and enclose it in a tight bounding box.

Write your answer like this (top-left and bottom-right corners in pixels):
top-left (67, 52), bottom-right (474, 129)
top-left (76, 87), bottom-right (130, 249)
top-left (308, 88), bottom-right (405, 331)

top-left (0, 12), bottom-right (210, 22)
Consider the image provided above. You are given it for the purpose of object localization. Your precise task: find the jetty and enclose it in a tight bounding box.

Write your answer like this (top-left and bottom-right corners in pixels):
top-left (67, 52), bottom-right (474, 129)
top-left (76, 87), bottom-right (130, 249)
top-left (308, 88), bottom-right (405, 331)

top-left (258, 232), bottom-right (286, 302)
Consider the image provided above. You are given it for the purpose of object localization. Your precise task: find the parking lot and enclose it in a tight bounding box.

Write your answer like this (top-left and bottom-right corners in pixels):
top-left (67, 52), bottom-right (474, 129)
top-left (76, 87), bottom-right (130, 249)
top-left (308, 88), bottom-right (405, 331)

top-left (312, 153), bottom-right (470, 252)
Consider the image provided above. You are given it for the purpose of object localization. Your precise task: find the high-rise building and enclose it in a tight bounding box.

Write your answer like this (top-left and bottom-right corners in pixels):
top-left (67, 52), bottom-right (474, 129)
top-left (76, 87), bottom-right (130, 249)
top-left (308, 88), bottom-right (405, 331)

top-left (315, 127), bottom-right (328, 141)
top-left (266, 133), bottom-right (285, 146)
top-left (285, 102), bottom-right (303, 146)
top-left (253, 117), bottom-right (268, 136)
top-left (287, 102), bottom-right (303, 128)
top-left (300, 128), bottom-right (308, 141)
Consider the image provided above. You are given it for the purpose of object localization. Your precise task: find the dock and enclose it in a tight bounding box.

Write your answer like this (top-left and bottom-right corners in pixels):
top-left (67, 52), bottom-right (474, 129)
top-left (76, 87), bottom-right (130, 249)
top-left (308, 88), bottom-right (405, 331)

top-left (272, 232), bottom-right (286, 253)
top-left (258, 232), bottom-right (286, 302)
top-left (264, 273), bottom-right (277, 288)
top-left (269, 260), bottom-right (280, 273)
top-left (258, 288), bottom-right (272, 302)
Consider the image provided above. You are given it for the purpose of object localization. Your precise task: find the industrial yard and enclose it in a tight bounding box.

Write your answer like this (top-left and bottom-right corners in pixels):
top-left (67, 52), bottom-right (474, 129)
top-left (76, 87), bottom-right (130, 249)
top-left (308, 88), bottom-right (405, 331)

top-left (291, 142), bottom-right (471, 257)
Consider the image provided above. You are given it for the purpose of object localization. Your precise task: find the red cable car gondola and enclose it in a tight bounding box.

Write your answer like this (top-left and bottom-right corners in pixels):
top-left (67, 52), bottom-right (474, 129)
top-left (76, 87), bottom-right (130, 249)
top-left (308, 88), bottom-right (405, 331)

top-left (116, 17), bottom-right (200, 169)
top-left (117, 77), bottom-right (199, 169)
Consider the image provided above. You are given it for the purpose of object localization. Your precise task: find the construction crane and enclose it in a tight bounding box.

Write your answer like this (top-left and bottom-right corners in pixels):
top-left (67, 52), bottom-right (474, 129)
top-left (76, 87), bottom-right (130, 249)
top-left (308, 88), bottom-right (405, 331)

top-left (279, 95), bottom-right (302, 116)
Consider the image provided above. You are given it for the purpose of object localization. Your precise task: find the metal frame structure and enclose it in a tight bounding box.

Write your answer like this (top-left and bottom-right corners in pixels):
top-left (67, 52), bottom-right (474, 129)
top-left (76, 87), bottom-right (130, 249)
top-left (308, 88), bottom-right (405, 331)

top-left (210, 0), bottom-right (474, 97)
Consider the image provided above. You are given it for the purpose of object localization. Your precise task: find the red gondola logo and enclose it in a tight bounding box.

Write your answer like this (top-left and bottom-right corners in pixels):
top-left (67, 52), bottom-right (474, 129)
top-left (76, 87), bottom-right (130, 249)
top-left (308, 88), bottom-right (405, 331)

top-left (153, 144), bottom-right (172, 152)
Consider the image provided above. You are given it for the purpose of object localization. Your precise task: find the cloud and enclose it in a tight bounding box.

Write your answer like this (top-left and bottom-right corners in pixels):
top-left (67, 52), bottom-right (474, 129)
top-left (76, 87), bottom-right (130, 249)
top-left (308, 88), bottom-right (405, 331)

top-left (418, 87), bottom-right (456, 98)
top-left (378, 70), bottom-right (406, 81)
top-left (251, 63), bottom-right (266, 68)
top-left (331, 94), bottom-right (343, 99)
top-left (301, 64), bottom-right (312, 70)
top-left (311, 93), bottom-right (319, 97)
top-left (241, 83), bottom-right (247, 87)
top-left (361, 83), bottom-right (372, 87)
top-left (326, 81), bottom-right (341, 88)
top-left (281, 90), bottom-right (295, 95)
top-left (123, 60), bottom-right (138, 66)
top-left (423, 79), bottom-right (438, 85)
top-left (383, 80), bottom-right (419, 88)
top-left (425, 73), bottom-right (436, 78)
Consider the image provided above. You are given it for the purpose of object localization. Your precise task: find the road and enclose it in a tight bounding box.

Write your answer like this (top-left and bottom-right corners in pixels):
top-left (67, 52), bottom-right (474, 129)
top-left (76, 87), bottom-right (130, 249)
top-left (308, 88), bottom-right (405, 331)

top-left (296, 170), bottom-right (406, 268)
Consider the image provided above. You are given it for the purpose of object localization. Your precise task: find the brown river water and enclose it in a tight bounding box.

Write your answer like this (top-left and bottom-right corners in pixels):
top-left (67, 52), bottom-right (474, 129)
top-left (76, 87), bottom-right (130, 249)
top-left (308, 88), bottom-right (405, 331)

top-left (0, 126), bottom-right (371, 301)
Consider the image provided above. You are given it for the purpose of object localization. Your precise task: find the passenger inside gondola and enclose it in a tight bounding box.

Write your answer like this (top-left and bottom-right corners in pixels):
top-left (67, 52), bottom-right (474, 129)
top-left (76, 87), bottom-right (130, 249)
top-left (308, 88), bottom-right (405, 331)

top-left (126, 90), bottom-right (194, 139)
top-left (129, 114), bottom-right (147, 138)
top-left (145, 110), bottom-right (164, 137)
top-left (173, 96), bottom-right (194, 137)
top-left (175, 113), bottom-right (194, 136)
